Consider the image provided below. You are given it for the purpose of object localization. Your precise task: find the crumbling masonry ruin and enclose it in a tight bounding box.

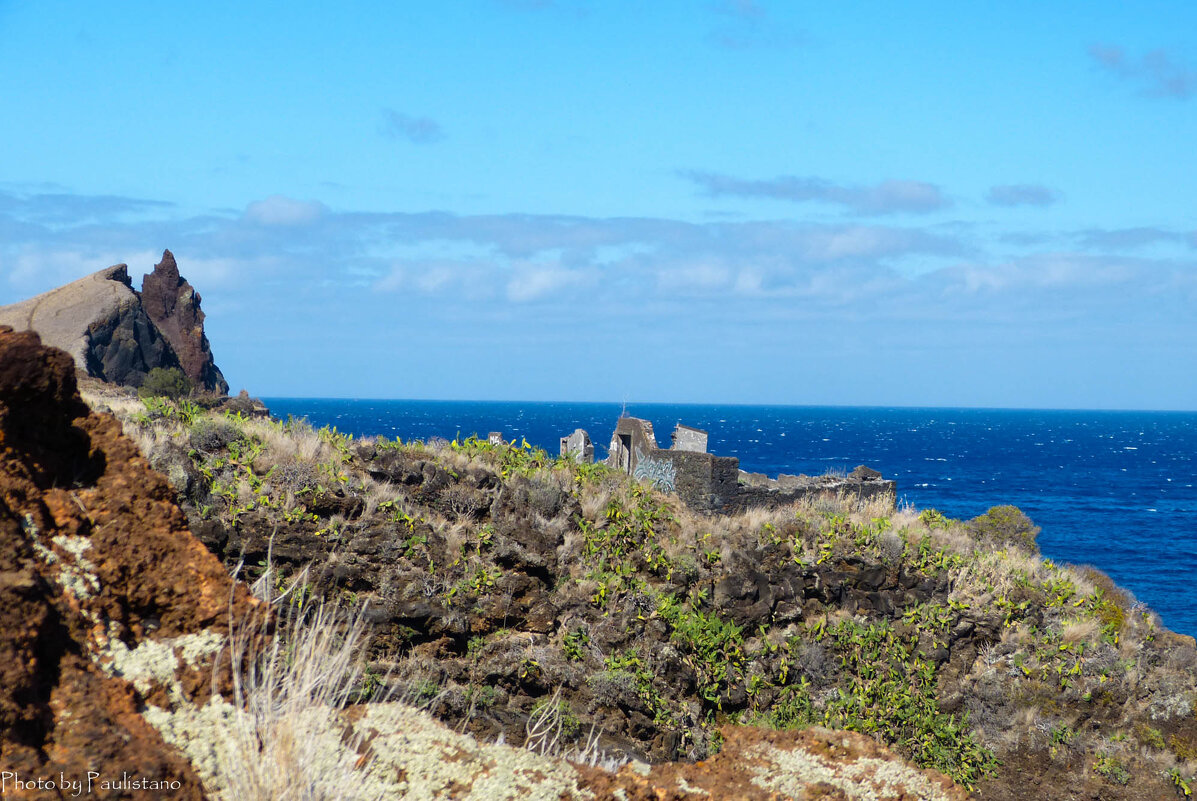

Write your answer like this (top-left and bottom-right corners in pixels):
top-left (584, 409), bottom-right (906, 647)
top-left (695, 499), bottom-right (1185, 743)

top-left (560, 417), bottom-right (896, 514)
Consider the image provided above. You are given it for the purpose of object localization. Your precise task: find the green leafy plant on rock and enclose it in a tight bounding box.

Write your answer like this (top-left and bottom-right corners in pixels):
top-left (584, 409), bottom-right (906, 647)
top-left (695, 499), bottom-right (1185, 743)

top-left (813, 618), bottom-right (997, 789)
top-left (656, 592), bottom-right (745, 709)
top-left (1094, 753), bottom-right (1131, 785)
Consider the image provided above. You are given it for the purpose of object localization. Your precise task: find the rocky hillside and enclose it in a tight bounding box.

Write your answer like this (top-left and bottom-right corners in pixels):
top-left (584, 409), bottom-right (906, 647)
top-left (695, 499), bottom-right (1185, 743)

top-left (8, 321), bottom-right (1197, 799)
top-left (0, 251), bottom-right (227, 393)
top-left (83, 380), bottom-right (1197, 800)
top-left (0, 329), bottom-right (975, 799)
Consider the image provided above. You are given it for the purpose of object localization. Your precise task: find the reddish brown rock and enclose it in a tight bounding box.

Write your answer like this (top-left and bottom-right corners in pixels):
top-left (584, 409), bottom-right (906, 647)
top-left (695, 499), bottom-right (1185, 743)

top-left (0, 326), bottom-right (253, 798)
top-left (140, 250), bottom-right (229, 395)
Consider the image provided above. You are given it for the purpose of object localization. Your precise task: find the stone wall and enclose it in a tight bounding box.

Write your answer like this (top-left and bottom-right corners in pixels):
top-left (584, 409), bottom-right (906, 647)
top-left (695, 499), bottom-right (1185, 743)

top-left (730, 474), bottom-right (898, 514)
top-left (671, 424), bottom-right (708, 453)
top-left (608, 417), bottom-right (661, 476)
top-left (559, 428), bottom-right (594, 463)
top-left (631, 450), bottom-right (742, 511)
top-left (597, 417), bottom-right (896, 515)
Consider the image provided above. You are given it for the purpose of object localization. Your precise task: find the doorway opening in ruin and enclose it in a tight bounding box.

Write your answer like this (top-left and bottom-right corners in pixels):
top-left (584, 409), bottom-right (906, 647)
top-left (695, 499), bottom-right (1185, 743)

top-left (619, 433), bottom-right (632, 473)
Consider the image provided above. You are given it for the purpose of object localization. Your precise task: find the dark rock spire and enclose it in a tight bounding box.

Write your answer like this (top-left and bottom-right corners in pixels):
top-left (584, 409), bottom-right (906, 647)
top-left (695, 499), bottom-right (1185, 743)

top-left (140, 249), bottom-right (229, 394)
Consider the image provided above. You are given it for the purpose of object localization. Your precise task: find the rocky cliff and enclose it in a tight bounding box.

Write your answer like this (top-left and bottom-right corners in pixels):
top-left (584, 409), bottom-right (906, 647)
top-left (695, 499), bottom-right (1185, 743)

top-left (140, 250), bottom-right (228, 395)
top-left (0, 252), bottom-right (227, 394)
top-left (11, 317), bottom-right (1194, 799)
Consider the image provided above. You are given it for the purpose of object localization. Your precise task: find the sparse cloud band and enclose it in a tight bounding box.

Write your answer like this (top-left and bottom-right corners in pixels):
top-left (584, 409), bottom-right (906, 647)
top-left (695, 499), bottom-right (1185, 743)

top-left (2, 190), bottom-right (1193, 330)
top-left (682, 170), bottom-right (949, 215)
top-left (245, 195), bottom-right (327, 226)
top-left (986, 184), bottom-right (1060, 207)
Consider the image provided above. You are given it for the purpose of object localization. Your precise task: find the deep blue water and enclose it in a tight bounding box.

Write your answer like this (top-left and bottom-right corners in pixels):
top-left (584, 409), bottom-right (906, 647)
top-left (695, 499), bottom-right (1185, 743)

top-left (263, 399), bottom-right (1197, 638)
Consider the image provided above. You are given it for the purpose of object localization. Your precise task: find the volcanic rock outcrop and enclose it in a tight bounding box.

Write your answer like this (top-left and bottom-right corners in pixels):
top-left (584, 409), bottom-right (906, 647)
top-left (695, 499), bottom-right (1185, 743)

top-left (0, 325), bottom-right (251, 797)
top-left (140, 250), bottom-right (228, 395)
top-left (0, 251), bottom-right (227, 393)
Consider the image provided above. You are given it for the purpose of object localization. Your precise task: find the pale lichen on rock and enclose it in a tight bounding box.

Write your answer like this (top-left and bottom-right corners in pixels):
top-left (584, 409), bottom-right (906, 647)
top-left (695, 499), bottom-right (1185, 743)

top-left (98, 629), bottom-right (225, 699)
top-left (747, 732), bottom-right (966, 801)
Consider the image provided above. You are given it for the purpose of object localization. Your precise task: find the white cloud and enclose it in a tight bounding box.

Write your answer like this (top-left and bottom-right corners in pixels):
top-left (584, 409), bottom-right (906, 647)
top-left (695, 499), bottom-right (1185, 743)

top-left (176, 255), bottom-right (274, 288)
top-left (927, 253), bottom-right (1152, 299)
top-left (505, 264), bottom-right (588, 302)
top-left (733, 268), bottom-right (764, 295)
top-left (986, 184), bottom-right (1060, 207)
top-left (415, 265), bottom-right (457, 293)
top-left (0, 246), bottom-right (159, 298)
top-left (244, 195), bottom-right (327, 226)
top-left (5, 188), bottom-right (1194, 343)
top-left (656, 262), bottom-right (731, 291)
top-left (375, 259), bottom-right (499, 301)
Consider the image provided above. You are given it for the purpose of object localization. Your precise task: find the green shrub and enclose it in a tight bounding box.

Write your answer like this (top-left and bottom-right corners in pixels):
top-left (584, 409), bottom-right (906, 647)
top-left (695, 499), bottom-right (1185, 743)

top-left (189, 416), bottom-right (241, 452)
top-left (967, 505), bottom-right (1040, 553)
top-left (139, 394), bottom-right (202, 426)
top-left (747, 679), bottom-right (815, 729)
top-left (139, 366), bottom-right (192, 399)
top-left (563, 627), bottom-right (589, 661)
top-left (1134, 724), bottom-right (1166, 750)
top-left (1080, 568), bottom-right (1131, 641)
top-left (657, 593), bottom-right (745, 708)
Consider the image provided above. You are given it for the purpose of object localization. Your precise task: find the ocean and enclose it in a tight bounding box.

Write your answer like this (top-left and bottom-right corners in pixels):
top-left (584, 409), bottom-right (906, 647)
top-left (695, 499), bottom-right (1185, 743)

top-left (263, 399), bottom-right (1197, 639)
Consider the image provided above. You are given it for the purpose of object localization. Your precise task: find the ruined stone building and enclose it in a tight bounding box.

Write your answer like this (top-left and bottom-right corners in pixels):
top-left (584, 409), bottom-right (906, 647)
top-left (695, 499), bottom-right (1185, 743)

top-left (560, 416), bottom-right (896, 514)
top-left (559, 428), bottom-right (594, 463)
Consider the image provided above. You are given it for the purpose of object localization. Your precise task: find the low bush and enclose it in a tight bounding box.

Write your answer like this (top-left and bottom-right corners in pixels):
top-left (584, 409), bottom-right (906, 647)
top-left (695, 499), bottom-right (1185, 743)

top-left (967, 505), bottom-right (1041, 553)
top-left (189, 416), bottom-right (241, 452)
top-left (139, 366), bottom-right (192, 399)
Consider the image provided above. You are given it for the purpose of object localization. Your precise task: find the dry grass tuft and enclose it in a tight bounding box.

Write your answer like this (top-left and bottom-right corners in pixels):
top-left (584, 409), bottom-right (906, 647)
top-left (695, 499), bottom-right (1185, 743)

top-left (856, 491), bottom-right (898, 521)
top-left (241, 417), bottom-right (328, 464)
top-left (579, 486), bottom-right (614, 523)
top-left (1060, 618), bottom-right (1101, 646)
top-left (361, 478), bottom-right (397, 519)
top-left (210, 562), bottom-right (385, 800)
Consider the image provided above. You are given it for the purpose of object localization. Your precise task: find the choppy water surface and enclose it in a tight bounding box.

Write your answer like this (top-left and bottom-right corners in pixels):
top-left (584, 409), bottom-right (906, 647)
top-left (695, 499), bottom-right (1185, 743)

top-left (264, 399), bottom-right (1197, 637)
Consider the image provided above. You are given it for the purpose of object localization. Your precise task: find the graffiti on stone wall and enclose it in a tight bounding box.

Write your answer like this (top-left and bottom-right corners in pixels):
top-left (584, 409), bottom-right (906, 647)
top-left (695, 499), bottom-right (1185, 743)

top-left (632, 447), bottom-right (676, 493)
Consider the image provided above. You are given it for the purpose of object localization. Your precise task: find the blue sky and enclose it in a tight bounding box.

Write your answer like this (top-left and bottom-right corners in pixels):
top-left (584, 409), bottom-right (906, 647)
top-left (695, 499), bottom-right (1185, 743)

top-left (1, 1), bottom-right (1195, 409)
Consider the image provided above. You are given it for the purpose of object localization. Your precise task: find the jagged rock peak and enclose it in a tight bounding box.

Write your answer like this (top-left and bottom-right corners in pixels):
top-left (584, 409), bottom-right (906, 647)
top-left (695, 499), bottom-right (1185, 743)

top-left (141, 249), bottom-right (181, 315)
top-left (0, 264), bottom-right (178, 388)
top-left (156, 248), bottom-right (180, 280)
top-left (0, 251), bottom-right (229, 394)
top-left (103, 262), bottom-right (132, 287)
top-left (141, 249), bottom-right (228, 395)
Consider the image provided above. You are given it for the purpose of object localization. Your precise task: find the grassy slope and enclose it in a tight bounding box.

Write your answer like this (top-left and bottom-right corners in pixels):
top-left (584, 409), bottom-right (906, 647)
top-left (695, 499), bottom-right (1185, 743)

top-left (87, 386), bottom-right (1197, 800)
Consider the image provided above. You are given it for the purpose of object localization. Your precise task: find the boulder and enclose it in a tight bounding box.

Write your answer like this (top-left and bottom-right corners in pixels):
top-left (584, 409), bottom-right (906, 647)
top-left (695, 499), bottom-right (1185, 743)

top-left (850, 465), bottom-right (883, 481)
